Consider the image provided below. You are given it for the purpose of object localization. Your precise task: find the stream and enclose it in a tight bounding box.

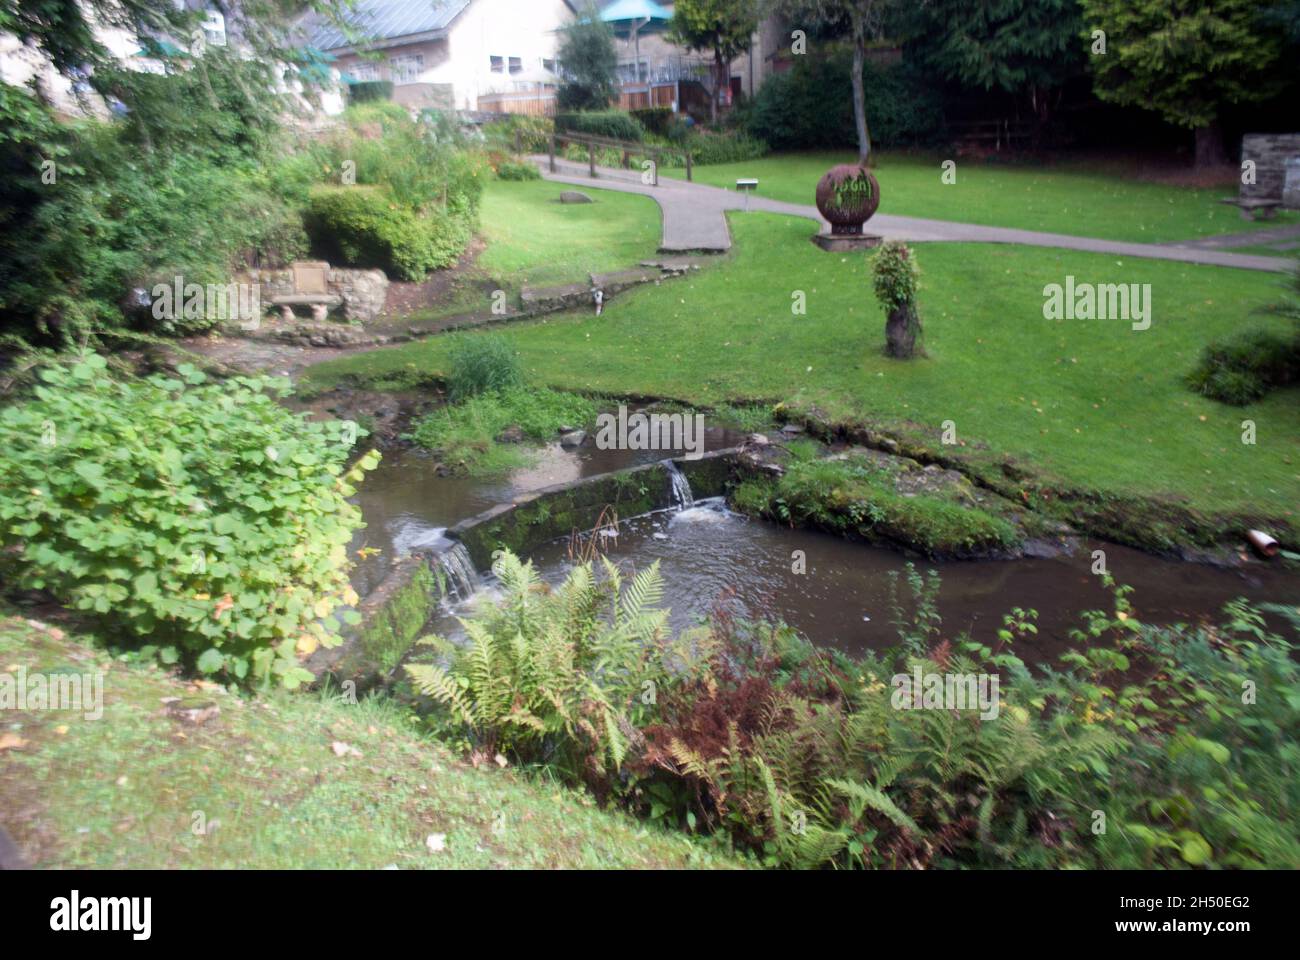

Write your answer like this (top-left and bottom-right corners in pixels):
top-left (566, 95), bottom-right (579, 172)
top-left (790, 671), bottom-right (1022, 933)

top-left (348, 435), bottom-right (1299, 663)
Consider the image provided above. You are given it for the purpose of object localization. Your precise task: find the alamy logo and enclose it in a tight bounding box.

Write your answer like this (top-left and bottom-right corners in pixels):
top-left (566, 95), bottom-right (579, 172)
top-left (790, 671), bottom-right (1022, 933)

top-left (891, 667), bottom-right (1000, 720)
top-left (595, 404), bottom-right (705, 460)
top-left (1, 667), bottom-right (103, 720)
top-left (1042, 276), bottom-right (1151, 330)
top-left (151, 276), bottom-right (261, 327)
top-left (50, 891), bottom-right (151, 940)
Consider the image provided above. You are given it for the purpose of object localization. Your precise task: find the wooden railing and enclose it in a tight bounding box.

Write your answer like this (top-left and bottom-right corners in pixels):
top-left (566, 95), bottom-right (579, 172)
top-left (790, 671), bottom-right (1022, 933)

top-left (547, 131), bottom-right (693, 184)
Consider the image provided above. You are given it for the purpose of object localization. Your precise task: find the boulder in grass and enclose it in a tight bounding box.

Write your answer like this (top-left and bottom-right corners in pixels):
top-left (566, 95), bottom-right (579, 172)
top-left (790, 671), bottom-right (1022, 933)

top-left (559, 191), bottom-right (593, 204)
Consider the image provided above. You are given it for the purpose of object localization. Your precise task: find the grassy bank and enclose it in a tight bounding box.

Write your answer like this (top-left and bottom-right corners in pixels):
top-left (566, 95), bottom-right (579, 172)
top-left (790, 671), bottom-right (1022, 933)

top-left (673, 151), bottom-right (1300, 244)
top-left (0, 617), bottom-right (741, 869)
top-left (300, 215), bottom-right (1299, 543)
top-left (477, 179), bottom-right (662, 288)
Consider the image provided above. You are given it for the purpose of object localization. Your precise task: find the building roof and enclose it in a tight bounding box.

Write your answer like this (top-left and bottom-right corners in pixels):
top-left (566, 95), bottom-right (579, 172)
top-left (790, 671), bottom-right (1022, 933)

top-left (307, 0), bottom-right (472, 52)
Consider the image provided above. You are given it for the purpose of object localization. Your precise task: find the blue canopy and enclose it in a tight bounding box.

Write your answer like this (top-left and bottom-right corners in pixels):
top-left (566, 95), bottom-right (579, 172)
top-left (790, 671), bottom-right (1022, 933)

top-left (599, 0), bottom-right (672, 24)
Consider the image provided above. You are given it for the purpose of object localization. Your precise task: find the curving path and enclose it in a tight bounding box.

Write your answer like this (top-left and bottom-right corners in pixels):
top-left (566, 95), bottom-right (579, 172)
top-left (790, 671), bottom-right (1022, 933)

top-left (532, 156), bottom-right (1293, 272)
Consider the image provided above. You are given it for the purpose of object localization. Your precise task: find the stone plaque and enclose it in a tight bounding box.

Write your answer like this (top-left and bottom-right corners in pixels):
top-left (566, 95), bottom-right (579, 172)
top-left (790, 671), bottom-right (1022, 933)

top-left (291, 260), bottom-right (330, 295)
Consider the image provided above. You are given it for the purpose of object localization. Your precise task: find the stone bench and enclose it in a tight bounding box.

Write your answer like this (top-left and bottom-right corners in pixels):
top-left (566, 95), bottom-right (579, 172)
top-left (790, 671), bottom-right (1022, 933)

top-left (1219, 197), bottom-right (1282, 221)
top-left (270, 293), bottom-right (342, 322)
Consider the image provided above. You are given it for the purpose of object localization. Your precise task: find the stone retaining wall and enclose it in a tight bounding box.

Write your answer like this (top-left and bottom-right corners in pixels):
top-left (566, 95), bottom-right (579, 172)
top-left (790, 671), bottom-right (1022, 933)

top-left (1241, 133), bottom-right (1300, 207)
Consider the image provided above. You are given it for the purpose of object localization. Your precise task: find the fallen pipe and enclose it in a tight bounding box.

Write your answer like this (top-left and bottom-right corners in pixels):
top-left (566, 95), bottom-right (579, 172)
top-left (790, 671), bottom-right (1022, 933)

top-left (1246, 529), bottom-right (1279, 558)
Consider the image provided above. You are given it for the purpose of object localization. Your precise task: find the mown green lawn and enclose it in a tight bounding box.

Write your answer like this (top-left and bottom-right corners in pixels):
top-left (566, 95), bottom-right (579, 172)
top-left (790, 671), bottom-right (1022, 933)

top-left (673, 151), bottom-right (1300, 244)
top-left (477, 178), bottom-right (661, 287)
top-left (304, 213), bottom-right (1299, 525)
top-left (0, 617), bottom-right (740, 869)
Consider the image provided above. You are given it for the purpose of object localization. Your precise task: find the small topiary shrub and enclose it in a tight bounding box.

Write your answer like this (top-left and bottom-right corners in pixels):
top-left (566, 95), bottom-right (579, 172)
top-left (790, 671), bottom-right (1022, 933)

top-left (555, 110), bottom-right (646, 142)
top-left (871, 241), bottom-right (923, 359)
top-left (1185, 326), bottom-right (1299, 405)
top-left (445, 332), bottom-right (524, 401)
top-left (0, 354), bottom-right (378, 687)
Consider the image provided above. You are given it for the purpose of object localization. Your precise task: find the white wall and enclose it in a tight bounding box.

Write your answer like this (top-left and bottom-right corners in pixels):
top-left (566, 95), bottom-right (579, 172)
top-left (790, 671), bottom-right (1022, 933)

top-left (437, 0), bottom-right (572, 110)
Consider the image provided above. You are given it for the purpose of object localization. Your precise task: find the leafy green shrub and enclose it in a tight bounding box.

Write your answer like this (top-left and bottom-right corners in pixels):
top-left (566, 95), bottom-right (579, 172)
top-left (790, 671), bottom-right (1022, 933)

top-left (406, 551), bottom-right (711, 785)
top-left (871, 240), bottom-right (919, 311)
top-left (685, 130), bottom-right (768, 166)
top-left (746, 55), bottom-right (945, 151)
top-left (494, 159), bottom-right (541, 181)
top-left (348, 80), bottom-right (395, 104)
top-left (407, 387), bottom-right (597, 473)
top-left (630, 106), bottom-right (675, 137)
top-left (444, 332), bottom-right (524, 400)
top-left (484, 113), bottom-right (555, 153)
top-left (0, 354), bottom-right (377, 687)
top-left (1185, 325), bottom-right (1299, 405)
top-left (556, 110), bottom-right (646, 142)
top-left (304, 185), bottom-right (469, 280)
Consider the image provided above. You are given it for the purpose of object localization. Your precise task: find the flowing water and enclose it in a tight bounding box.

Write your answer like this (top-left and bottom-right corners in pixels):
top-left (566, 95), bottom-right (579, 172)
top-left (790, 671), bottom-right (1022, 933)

top-left (347, 421), bottom-right (748, 596)
top-left (350, 433), bottom-right (1299, 664)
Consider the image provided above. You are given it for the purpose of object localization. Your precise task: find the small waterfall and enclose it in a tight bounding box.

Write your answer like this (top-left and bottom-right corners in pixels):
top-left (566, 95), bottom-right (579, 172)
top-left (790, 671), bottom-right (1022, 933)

top-left (664, 460), bottom-right (695, 509)
top-left (434, 541), bottom-right (481, 602)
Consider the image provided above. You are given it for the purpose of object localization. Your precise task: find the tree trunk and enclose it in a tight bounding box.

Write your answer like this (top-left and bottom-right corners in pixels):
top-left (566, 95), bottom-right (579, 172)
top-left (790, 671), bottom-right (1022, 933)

top-left (851, 38), bottom-right (871, 166)
top-left (710, 49), bottom-right (724, 125)
top-left (1194, 120), bottom-right (1227, 169)
top-left (885, 304), bottom-right (921, 359)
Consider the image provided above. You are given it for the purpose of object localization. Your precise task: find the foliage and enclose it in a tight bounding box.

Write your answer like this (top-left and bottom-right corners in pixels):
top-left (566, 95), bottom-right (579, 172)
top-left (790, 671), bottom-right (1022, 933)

top-left (407, 386), bottom-right (598, 474)
top-left (556, 110), bottom-right (646, 143)
top-left (347, 80), bottom-right (394, 104)
top-left (870, 240), bottom-right (918, 311)
top-left (1185, 326), bottom-right (1299, 405)
top-left (0, 353), bottom-right (376, 688)
top-left (894, 0), bottom-right (1085, 120)
top-left (305, 185), bottom-right (471, 280)
top-left (557, 3), bottom-right (619, 111)
top-left (731, 453), bottom-right (1021, 557)
top-left (684, 129), bottom-right (769, 165)
top-left (1079, 0), bottom-right (1284, 146)
top-left (444, 332), bottom-right (524, 401)
top-left (406, 551), bottom-right (715, 787)
top-left (630, 107), bottom-right (676, 137)
top-left (484, 113), bottom-right (555, 153)
top-left (0, 58), bottom-right (310, 343)
top-left (744, 54), bottom-right (944, 151)
top-left (494, 159), bottom-right (541, 181)
top-left (668, 0), bottom-right (759, 121)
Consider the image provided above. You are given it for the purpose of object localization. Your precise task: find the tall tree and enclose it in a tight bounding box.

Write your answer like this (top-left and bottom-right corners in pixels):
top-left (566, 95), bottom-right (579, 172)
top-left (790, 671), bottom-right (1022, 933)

top-left (557, 1), bottom-right (619, 111)
top-left (667, 0), bottom-right (759, 124)
top-left (772, 0), bottom-right (887, 165)
top-left (894, 0), bottom-right (1085, 131)
top-left (1079, 0), bottom-right (1285, 167)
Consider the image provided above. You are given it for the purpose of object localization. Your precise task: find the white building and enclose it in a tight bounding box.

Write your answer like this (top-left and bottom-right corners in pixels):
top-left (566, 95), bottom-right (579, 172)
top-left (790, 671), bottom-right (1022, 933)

top-left (305, 0), bottom-right (576, 113)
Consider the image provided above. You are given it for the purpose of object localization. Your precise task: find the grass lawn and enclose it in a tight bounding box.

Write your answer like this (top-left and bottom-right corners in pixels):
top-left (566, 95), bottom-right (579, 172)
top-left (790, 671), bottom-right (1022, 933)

top-left (303, 213), bottom-right (1299, 530)
top-left (476, 178), bottom-right (661, 288)
top-left (674, 151), bottom-right (1300, 244)
top-left (0, 617), bottom-right (740, 869)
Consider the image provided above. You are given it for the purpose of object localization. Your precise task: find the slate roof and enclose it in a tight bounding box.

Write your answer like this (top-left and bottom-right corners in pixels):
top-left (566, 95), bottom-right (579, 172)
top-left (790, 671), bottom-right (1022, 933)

top-left (307, 0), bottom-right (472, 52)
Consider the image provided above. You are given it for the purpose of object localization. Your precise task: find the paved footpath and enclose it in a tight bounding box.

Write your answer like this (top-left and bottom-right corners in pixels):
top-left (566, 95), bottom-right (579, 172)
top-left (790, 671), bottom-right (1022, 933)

top-left (533, 156), bottom-right (1293, 272)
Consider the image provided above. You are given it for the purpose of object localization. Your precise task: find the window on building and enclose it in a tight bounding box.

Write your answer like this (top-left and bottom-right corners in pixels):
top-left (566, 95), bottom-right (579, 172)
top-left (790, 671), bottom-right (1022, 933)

top-left (202, 10), bottom-right (226, 47)
top-left (388, 54), bottom-right (424, 85)
top-left (490, 55), bottom-right (504, 73)
top-left (542, 58), bottom-right (556, 74)
top-left (508, 56), bottom-right (523, 74)
top-left (349, 60), bottom-right (379, 82)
